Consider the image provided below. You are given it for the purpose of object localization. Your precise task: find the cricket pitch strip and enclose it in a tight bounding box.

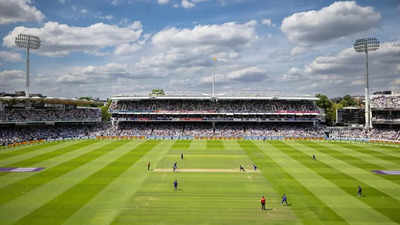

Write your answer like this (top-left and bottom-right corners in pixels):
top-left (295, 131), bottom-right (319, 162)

top-left (154, 168), bottom-right (261, 173)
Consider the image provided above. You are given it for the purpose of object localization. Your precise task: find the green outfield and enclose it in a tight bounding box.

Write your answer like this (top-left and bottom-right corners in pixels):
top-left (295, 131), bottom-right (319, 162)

top-left (0, 139), bottom-right (399, 225)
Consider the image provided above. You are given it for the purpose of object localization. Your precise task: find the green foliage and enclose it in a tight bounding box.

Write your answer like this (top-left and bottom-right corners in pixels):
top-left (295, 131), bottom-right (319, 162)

top-left (101, 99), bottom-right (111, 121)
top-left (339, 95), bottom-right (358, 107)
top-left (316, 94), bottom-right (332, 109)
top-left (316, 94), bottom-right (359, 125)
top-left (316, 94), bottom-right (335, 125)
top-left (78, 96), bottom-right (94, 101)
top-left (150, 89), bottom-right (165, 96)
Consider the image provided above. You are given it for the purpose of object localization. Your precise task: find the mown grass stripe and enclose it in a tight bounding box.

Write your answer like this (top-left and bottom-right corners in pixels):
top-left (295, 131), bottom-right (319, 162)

top-left (338, 143), bottom-right (400, 165)
top-left (0, 140), bottom-right (140, 225)
top-left (324, 142), bottom-right (399, 170)
top-left (0, 141), bottom-right (106, 189)
top-left (0, 141), bottom-right (62, 161)
top-left (362, 144), bottom-right (400, 159)
top-left (373, 145), bottom-right (400, 153)
top-left (266, 141), bottom-right (399, 225)
top-left (206, 140), bottom-right (224, 150)
top-left (13, 140), bottom-right (160, 225)
top-left (300, 141), bottom-right (400, 186)
top-left (171, 140), bottom-right (192, 150)
top-left (65, 141), bottom-right (174, 225)
top-left (292, 142), bottom-right (400, 202)
top-left (0, 141), bottom-right (77, 168)
top-left (0, 141), bottom-right (127, 205)
top-left (273, 141), bottom-right (400, 224)
top-left (239, 140), bottom-right (349, 225)
top-left (0, 140), bottom-right (95, 177)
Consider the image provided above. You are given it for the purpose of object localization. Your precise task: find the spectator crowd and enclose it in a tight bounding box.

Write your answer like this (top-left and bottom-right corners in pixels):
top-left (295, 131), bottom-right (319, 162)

top-left (2, 108), bottom-right (101, 122)
top-left (328, 127), bottom-right (400, 140)
top-left (110, 100), bottom-right (319, 114)
top-left (2, 97), bottom-right (400, 146)
top-left (371, 95), bottom-right (400, 108)
top-left (2, 123), bottom-right (400, 146)
top-left (113, 114), bottom-right (319, 122)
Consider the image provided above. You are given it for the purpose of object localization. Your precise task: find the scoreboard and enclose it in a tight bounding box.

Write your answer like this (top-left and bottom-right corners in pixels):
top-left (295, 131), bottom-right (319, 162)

top-left (336, 108), bottom-right (364, 125)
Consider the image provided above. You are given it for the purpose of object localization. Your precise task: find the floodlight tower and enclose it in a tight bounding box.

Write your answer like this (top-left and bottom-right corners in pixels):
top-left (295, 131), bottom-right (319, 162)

top-left (353, 37), bottom-right (379, 129)
top-left (211, 57), bottom-right (217, 98)
top-left (15, 34), bottom-right (40, 97)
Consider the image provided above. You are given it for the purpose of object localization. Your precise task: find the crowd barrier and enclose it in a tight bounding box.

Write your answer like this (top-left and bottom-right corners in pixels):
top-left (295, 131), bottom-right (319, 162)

top-left (2, 136), bottom-right (97, 149)
top-left (3, 135), bottom-right (400, 149)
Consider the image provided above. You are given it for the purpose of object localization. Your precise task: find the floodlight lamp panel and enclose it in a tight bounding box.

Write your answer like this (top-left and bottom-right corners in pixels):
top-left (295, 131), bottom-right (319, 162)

top-left (353, 37), bottom-right (380, 52)
top-left (14, 33), bottom-right (40, 49)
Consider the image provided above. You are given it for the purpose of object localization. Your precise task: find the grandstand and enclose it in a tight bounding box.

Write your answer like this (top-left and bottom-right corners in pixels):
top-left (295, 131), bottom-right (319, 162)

top-left (0, 95), bottom-right (101, 124)
top-left (3, 93), bottom-right (400, 145)
top-left (371, 92), bottom-right (400, 126)
top-left (335, 92), bottom-right (400, 127)
top-left (107, 95), bottom-right (323, 138)
top-left (0, 94), bottom-right (102, 146)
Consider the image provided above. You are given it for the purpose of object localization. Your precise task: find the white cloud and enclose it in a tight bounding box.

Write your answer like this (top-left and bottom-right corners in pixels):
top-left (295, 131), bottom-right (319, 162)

top-left (158, 0), bottom-right (169, 5)
top-left (111, 0), bottom-right (119, 6)
top-left (200, 66), bottom-right (267, 84)
top-left (80, 9), bottom-right (88, 14)
top-left (0, 70), bottom-right (25, 91)
top-left (3, 21), bottom-right (143, 56)
top-left (97, 15), bottom-right (113, 20)
top-left (226, 66), bottom-right (267, 82)
top-left (181, 0), bottom-right (195, 8)
top-left (261, 19), bottom-right (274, 27)
top-left (0, 0), bottom-right (45, 24)
top-left (175, 0), bottom-right (210, 8)
top-left (281, 1), bottom-right (381, 50)
top-left (290, 46), bottom-right (308, 56)
top-left (58, 0), bottom-right (66, 4)
top-left (152, 20), bottom-right (257, 48)
top-left (282, 67), bottom-right (303, 81)
top-left (0, 51), bottom-right (22, 62)
top-left (351, 79), bottom-right (364, 86)
top-left (144, 21), bottom-right (257, 69)
top-left (114, 43), bottom-right (142, 55)
top-left (57, 63), bottom-right (133, 84)
top-left (281, 42), bottom-right (400, 95)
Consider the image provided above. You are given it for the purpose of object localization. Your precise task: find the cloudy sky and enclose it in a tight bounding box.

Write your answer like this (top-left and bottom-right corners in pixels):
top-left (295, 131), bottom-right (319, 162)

top-left (0, 0), bottom-right (399, 98)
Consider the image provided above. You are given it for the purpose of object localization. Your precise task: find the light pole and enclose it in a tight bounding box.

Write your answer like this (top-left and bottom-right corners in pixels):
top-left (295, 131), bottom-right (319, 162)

top-left (15, 34), bottom-right (40, 97)
top-left (353, 37), bottom-right (379, 129)
top-left (211, 57), bottom-right (217, 98)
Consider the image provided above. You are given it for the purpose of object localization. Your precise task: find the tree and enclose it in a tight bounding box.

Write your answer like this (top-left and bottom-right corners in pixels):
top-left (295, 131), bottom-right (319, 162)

top-left (316, 94), bottom-right (332, 110)
top-left (316, 94), bottom-right (335, 125)
top-left (150, 89), bottom-right (165, 96)
top-left (339, 95), bottom-right (357, 107)
top-left (101, 99), bottom-right (111, 121)
top-left (78, 96), bottom-right (93, 101)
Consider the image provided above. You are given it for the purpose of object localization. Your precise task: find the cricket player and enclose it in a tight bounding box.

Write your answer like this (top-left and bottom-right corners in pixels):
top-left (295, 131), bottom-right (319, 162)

top-left (260, 196), bottom-right (266, 210)
top-left (181, 153), bottom-right (184, 160)
top-left (174, 179), bottom-right (178, 191)
top-left (173, 162), bottom-right (177, 172)
top-left (147, 161), bottom-right (151, 171)
top-left (312, 154), bottom-right (316, 160)
top-left (240, 165), bottom-right (245, 172)
top-left (358, 185), bottom-right (362, 197)
top-left (281, 194), bottom-right (288, 206)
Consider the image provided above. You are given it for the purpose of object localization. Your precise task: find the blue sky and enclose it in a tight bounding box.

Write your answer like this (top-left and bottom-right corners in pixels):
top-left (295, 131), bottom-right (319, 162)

top-left (0, 0), bottom-right (399, 98)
